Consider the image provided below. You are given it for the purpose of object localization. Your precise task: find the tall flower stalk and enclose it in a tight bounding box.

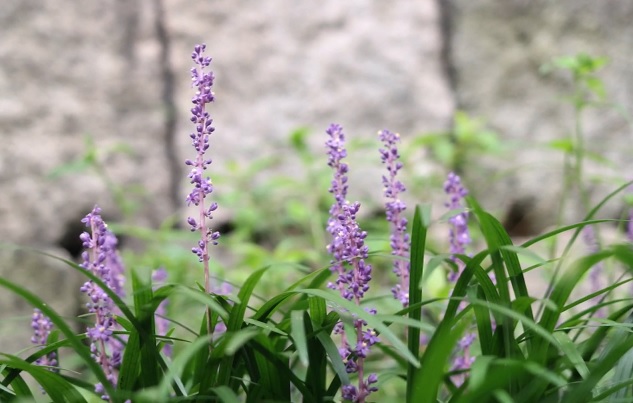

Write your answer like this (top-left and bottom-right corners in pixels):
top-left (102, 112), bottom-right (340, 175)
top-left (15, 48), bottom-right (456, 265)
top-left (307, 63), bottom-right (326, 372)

top-left (444, 172), bottom-right (471, 282)
top-left (379, 129), bottom-right (410, 307)
top-left (31, 309), bottom-right (58, 371)
top-left (325, 124), bottom-right (378, 403)
top-left (79, 206), bottom-right (125, 401)
top-left (185, 43), bottom-right (220, 336)
top-left (444, 173), bottom-right (475, 386)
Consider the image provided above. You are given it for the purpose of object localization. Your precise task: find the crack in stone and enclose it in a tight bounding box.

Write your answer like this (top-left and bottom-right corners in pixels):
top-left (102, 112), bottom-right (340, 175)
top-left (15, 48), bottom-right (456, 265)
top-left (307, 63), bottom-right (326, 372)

top-left (154, 0), bottom-right (181, 221)
top-left (437, 0), bottom-right (458, 105)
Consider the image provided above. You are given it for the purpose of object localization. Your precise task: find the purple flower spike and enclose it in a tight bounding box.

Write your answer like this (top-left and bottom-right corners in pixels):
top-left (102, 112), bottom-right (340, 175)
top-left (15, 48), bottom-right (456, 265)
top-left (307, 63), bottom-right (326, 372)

top-left (451, 332), bottom-right (476, 386)
top-left (186, 44), bottom-right (220, 313)
top-left (379, 129), bottom-right (410, 306)
top-left (79, 206), bottom-right (126, 400)
top-left (444, 173), bottom-right (479, 385)
top-left (31, 309), bottom-right (58, 371)
top-left (325, 124), bottom-right (378, 402)
top-left (444, 172), bottom-right (471, 282)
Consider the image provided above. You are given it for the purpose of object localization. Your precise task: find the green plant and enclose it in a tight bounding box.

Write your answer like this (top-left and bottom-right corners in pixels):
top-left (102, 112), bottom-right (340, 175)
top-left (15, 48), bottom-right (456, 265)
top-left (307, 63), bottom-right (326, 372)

top-left (413, 111), bottom-right (502, 173)
top-left (48, 136), bottom-right (142, 219)
top-left (3, 46), bottom-right (633, 403)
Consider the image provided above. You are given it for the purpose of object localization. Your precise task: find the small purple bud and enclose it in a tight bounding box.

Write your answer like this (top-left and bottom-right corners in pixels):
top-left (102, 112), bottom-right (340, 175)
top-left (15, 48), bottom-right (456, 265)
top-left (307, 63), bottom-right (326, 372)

top-left (187, 217), bottom-right (197, 231)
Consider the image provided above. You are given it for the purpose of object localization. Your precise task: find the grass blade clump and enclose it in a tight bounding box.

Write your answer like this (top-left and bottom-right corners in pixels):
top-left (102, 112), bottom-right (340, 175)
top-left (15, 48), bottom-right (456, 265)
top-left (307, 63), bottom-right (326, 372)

top-left (3, 45), bottom-right (633, 403)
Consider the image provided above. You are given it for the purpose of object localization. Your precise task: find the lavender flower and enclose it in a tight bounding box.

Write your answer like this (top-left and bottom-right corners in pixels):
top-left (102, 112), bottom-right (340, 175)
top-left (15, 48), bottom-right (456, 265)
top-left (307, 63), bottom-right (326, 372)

top-left (103, 230), bottom-right (126, 368)
top-left (103, 232), bottom-right (126, 303)
top-left (325, 123), bottom-right (349, 240)
top-left (185, 44), bottom-right (220, 311)
top-left (325, 123), bottom-right (378, 403)
top-left (444, 172), bottom-right (471, 282)
top-left (444, 173), bottom-right (477, 385)
top-left (450, 333), bottom-right (476, 386)
top-left (379, 129), bottom-right (410, 306)
top-left (152, 268), bottom-right (171, 358)
top-left (79, 206), bottom-right (125, 400)
top-left (31, 309), bottom-right (58, 370)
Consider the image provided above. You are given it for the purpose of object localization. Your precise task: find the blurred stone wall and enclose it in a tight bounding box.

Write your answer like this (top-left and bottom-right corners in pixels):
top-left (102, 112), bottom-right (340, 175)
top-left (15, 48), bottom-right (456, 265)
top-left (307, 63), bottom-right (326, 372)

top-left (1, 0), bottom-right (632, 351)
top-left (0, 0), bottom-right (452, 353)
top-left (0, 0), bottom-right (452, 249)
top-left (450, 0), bottom-right (633, 234)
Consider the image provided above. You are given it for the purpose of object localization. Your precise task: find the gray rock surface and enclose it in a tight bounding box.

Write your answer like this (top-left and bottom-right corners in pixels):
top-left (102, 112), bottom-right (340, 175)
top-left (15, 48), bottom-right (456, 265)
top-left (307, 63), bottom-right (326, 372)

top-left (0, 0), bottom-right (451, 354)
top-left (1, 0), bottom-right (632, 357)
top-left (0, 246), bottom-right (83, 355)
top-left (168, 0), bottom-right (454, 205)
top-left (0, 0), bottom-right (174, 246)
top-left (450, 0), bottom-right (633, 233)
top-left (0, 0), bottom-right (452, 250)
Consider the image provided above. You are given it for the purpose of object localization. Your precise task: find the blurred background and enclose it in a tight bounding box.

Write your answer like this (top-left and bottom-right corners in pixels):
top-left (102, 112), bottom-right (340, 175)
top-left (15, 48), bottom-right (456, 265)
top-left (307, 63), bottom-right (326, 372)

top-left (1, 0), bottom-right (632, 360)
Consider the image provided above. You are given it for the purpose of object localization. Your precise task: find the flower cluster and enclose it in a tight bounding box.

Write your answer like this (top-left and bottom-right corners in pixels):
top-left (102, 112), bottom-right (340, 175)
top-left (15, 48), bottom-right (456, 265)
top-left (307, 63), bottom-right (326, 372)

top-left (379, 129), bottom-right (410, 306)
top-left (444, 172), bottom-right (471, 282)
top-left (325, 123), bottom-right (378, 402)
top-left (327, 201), bottom-right (372, 301)
top-left (31, 309), bottom-right (58, 370)
top-left (451, 333), bottom-right (476, 385)
top-left (79, 206), bottom-right (125, 400)
top-left (444, 173), bottom-right (476, 385)
top-left (185, 43), bottom-right (220, 299)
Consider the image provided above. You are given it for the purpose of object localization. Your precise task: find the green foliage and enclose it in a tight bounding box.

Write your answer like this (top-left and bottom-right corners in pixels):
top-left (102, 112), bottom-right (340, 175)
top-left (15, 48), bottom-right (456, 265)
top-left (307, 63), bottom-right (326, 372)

top-left (541, 53), bottom-right (608, 108)
top-left (4, 179), bottom-right (633, 402)
top-left (5, 51), bottom-right (633, 403)
top-left (48, 135), bottom-right (141, 218)
top-left (413, 111), bottom-right (502, 172)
